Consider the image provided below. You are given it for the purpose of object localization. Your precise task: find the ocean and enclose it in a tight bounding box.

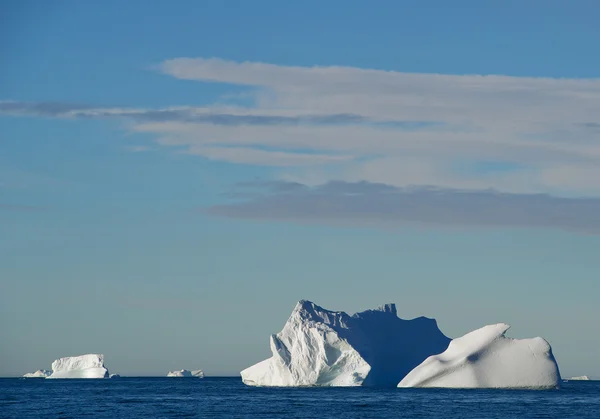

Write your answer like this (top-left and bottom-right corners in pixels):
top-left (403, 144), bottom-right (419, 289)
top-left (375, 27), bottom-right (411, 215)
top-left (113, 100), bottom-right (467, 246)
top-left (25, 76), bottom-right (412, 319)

top-left (1, 377), bottom-right (599, 418)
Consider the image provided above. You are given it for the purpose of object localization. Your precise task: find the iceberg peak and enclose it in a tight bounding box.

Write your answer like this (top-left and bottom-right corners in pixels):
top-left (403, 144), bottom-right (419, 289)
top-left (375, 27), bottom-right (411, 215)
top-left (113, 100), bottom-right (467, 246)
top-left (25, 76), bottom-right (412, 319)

top-left (377, 303), bottom-right (397, 315)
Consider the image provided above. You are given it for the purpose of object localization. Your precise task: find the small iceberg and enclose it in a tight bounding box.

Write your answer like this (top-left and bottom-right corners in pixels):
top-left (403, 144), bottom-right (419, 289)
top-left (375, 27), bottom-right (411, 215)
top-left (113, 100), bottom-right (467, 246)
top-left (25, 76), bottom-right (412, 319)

top-left (23, 369), bottom-right (51, 378)
top-left (167, 369), bottom-right (204, 378)
top-left (567, 375), bottom-right (590, 381)
top-left (47, 354), bottom-right (109, 379)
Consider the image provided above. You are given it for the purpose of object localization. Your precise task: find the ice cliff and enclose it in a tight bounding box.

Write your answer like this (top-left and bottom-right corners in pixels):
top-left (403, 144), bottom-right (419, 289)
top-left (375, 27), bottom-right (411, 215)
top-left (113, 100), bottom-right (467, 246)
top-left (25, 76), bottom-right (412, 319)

top-left (241, 300), bottom-right (450, 387)
top-left (47, 354), bottom-right (109, 379)
top-left (23, 369), bottom-right (51, 378)
top-left (167, 369), bottom-right (205, 378)
top-left (398, 323), bottom-right (561, 389)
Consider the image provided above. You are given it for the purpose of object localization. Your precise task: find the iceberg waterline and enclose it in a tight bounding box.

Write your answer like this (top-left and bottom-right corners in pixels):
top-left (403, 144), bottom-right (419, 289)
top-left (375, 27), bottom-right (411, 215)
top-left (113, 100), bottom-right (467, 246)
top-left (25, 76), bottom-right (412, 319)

top-left (242, 300), bottom-right (562, 388)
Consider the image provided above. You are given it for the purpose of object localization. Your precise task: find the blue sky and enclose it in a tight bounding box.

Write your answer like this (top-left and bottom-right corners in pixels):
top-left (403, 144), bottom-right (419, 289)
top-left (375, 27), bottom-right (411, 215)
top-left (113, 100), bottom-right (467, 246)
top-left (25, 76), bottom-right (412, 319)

top-left (1, 0), bottom-right (599, 378)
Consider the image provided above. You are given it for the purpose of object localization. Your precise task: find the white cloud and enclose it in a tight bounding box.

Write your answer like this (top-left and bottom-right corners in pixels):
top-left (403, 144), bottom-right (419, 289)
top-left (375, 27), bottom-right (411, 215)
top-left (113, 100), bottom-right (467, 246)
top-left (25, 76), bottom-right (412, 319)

top-left (159, 57), bottom-right (600, 127)
top-left (2, 58), bottom-right (600, 196)
top-left (156, 58), bottom-right (600, 195)
top-left (185, 146), bottom-right (353, 166)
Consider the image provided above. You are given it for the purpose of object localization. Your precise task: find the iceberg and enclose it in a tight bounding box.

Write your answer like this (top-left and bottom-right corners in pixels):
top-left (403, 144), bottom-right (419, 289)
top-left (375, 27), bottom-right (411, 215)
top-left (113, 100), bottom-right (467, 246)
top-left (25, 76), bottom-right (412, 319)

top-left (23, 369), bottom-right (51, 378)
top-left (568, 375), bottom-right (590, 381)
top-left (47, 354), bottom-right (109, 379)
top-left (398, 323), bottom-right (561, 389)
top-left (109, 374), bottom-right (121, 379)
top-left (167, 369), bottom-right (204, 378)
top-left (241, 300), bottom-right (450, 387)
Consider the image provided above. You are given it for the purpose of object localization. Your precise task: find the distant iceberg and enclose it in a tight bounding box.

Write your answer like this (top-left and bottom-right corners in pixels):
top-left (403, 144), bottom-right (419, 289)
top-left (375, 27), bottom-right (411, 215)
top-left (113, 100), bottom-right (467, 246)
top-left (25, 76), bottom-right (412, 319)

top-left (398, 323), bottom-right (561, 389)
top-left (23, 369), bottom-right (51, 378)
top-left (241, 300), bottom-right (450, 387)
top-left (167, 369), bottom-right (204, 378)
top-left (568, 375), bottom-right (590, 381)
top-left (47, 354), bottom-right (109, 379)
top-left (109, 373), bottom-right (121, 379)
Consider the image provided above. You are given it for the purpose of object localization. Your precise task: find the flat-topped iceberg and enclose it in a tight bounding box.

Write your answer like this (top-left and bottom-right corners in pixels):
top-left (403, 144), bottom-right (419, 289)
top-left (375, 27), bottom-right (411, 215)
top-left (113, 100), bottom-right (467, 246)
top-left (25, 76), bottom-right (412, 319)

top-left (568, 375), bottom-right (590, 381)
top-left (167, 369), bottom-right (204, 378)
top-left (23, 369), bottom-right (51, 378)
top-left (398, 323), bottom-right (561, 389)
top-left (47, 354), bottom-right (109, 379)
top-left (241, 300), bottom-right (450, 387)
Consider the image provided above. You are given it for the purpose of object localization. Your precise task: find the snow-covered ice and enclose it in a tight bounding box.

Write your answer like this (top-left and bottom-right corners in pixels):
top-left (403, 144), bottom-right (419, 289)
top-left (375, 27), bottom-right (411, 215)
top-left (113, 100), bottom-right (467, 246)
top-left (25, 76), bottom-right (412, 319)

top-left (167, 369), bottom-right (204, 378)
top-left (241, 300), bottom-right (450, 387)
top-left (398, 323), bottom-right (561, 389)
top-left (47, 354), bottom-right (109, 379)
top-left (23, 369), bottom-right (51, 378)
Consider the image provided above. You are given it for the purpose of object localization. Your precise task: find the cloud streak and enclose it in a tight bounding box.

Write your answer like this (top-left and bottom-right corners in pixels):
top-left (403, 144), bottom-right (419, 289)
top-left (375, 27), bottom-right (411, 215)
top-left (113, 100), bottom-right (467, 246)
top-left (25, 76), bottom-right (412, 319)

top-left (2, 57), bottom-right (600, 195)
top-left (205, 181), bottom-right (600, 235)
top-left (0, 100), bottom-right (430, 127)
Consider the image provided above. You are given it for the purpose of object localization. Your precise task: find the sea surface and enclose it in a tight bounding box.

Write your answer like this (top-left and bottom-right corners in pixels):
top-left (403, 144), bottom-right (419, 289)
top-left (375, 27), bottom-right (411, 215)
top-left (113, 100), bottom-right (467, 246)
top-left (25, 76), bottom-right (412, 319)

top-left (1, 377), bottom-right (599, 418)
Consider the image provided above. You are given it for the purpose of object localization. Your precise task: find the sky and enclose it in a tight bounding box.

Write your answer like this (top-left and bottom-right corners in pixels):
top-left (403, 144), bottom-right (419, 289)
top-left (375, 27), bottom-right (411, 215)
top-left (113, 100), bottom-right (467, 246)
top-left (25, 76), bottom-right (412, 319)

top-left (1, 0), bottom-right (599, 378)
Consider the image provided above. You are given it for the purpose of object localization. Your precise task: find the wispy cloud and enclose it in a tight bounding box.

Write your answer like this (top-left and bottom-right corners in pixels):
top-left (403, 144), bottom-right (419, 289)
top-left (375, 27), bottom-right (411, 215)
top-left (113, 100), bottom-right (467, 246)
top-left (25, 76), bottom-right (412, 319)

top-left (123, 145), bottom-right (153, 153)
top-left (2, 57), bottom-right (600, 196)
top-left (205, 181), bottom-right (600, 235)
top-left (0, 100), bottom-right (425, 127)
top-left (186, 146), bottom-right (353, 166)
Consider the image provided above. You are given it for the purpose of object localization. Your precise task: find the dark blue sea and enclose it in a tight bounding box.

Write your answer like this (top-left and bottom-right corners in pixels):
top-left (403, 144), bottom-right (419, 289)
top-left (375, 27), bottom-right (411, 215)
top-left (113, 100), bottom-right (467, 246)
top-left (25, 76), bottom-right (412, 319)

top-left (1, 377), bottom-right (599, 418)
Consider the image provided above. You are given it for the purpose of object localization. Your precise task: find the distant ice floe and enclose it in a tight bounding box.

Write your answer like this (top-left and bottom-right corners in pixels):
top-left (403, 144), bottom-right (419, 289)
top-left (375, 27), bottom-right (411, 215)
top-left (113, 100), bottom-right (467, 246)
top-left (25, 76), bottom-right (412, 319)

top-left (398, 323), bottom-right (561, 389)
top-left (46, 354), bottom-right (109, 379)
top-left (167, 369), bottom-right (205, 378)
top-left (23, 369), bottom-right (51, 378)
top-left (567, 375), bottom-right (590, 381)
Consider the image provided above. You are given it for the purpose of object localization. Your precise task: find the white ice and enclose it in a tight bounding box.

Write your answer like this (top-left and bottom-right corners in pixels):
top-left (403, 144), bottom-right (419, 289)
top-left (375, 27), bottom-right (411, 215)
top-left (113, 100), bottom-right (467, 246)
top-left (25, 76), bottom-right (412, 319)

top-left (241, 300), bottom-right (450, 387)
top-left (47, 354), bottom-right (109, 379)
top-left (167, 369), bottom-right (204, 378)
top-left (568, 375), bottom-right (590, 381)
top-left (23, 369), bottom-right (51, 378)
top-left (398, 323), bottom-right (561, 389)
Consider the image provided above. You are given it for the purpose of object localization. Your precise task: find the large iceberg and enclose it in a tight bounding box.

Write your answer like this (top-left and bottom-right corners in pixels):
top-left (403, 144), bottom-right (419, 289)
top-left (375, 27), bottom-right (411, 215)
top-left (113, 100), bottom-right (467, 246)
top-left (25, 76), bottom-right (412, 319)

top-left (23, 369), bottom-right (51, 378)
top-left (47, 354), bottom-right (109, 379)
top-left (241, 300), bottom-right (450, 387)
top-left (167, 369), bottom-right (205, 378)
top-left (398, 323), bottom-right (561, 389)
